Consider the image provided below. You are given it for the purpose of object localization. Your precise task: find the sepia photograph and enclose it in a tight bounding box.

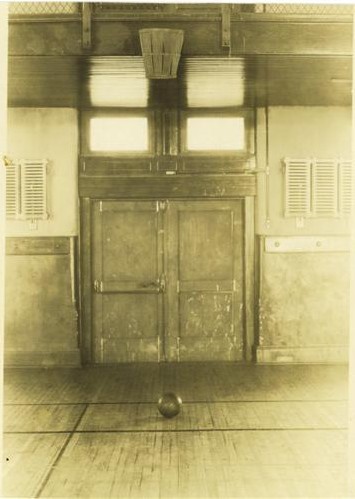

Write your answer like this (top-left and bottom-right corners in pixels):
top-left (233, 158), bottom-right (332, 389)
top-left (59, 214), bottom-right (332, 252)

top-left (0, 1), bottom-right (355, 497)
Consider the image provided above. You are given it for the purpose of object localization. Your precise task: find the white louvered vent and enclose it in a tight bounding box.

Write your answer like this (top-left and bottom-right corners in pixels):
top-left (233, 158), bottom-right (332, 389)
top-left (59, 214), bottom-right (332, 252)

top-left (5, 159), bottom-right (48, 221)
top-left (284, 157), bottom-right (352, 219)
top-left (284, 158), bottom-right (311, 217)
top-left (5, 163), bottom-right (21, 218)
top-left (312, 159), bottom-right (337, 216)
top-left (339, 160), bottom-right (352, 215)
top-left (21, 160), bottom-right (48, 220)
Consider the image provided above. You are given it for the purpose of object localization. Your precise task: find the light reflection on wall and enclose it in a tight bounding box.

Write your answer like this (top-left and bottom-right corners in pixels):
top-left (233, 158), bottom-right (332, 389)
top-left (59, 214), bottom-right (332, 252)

top-left (87, 57), bottom-right (148, 108)
top-left (184, 58), bottom-right (245, 108)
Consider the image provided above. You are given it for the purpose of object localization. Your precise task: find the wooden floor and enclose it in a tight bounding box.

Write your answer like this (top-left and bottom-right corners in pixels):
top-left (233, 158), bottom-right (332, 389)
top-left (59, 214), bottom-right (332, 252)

top-left (2, 363), bottom-right (352, 498)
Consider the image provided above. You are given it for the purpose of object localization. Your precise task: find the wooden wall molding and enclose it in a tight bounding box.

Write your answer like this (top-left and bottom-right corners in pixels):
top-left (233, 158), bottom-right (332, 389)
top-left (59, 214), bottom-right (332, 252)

top-left (79, 174), bottom-right (256, 199)
top-left (6, 236), bottom-right (71, 255)
top-left (244, 196), bottom-right (255, 361)
top-left (80, 198), bottom-right (92, 364)
top-left (4, 350), bottom-right (81, 367)
top-left (80, 156), bottom-right (254, 176)
top-left (255, 345), bottom-right (348, 364)
top-left (264, 235), bottom-right (350, 253)
top-left (8, 18), bottom-right (352, 56)
top-left (5, 237), bottom-right (80, 367)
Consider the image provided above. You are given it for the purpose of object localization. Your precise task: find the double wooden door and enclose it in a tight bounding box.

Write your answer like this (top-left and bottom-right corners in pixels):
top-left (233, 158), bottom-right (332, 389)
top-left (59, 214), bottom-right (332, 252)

top-left (92, 200), bottom-right (244, 363)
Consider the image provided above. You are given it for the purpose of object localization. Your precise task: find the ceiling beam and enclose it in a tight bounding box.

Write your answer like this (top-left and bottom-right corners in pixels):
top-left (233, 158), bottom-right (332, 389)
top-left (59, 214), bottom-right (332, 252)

top-left (81, 3), bottom-right (92, 51)
top-left (8, 18), bottom-right (352, 57)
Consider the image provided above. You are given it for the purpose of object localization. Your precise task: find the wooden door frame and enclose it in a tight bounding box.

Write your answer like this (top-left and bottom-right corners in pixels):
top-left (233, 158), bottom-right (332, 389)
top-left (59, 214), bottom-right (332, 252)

top-left (79, 195), bottom-right (255, 364)
top-left (243, 196), bottom-right (255, 362)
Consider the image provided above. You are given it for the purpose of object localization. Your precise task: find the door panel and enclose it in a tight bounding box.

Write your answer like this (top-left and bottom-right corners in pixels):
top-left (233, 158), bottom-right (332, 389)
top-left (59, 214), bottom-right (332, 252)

top-left (180, 293), bottom-right (233, 337)
top-left (179, 210), bottom-right (234, 281)
top-left (102, 210), bottom-right (157, 282)
top-left (92, 201), bottom-right (163, 363)
top-left (91, 199), bottom-right (245, 363)
top-left (166, 200), bottom-right (244, 362)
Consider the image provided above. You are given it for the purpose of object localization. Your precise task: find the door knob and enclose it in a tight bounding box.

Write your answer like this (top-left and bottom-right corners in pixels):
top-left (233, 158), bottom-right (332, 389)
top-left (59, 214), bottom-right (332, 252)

top-left (93, 280), bottom-right (103, 293)
top-left (158, 273), bottom-right (166, 293)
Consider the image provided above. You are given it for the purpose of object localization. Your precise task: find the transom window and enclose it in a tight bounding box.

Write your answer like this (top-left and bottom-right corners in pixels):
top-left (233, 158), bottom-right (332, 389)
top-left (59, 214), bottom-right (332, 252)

top-left (186, 117), bottom-right (245, 151)
top-left (89, 117), bottom-right (148, 152)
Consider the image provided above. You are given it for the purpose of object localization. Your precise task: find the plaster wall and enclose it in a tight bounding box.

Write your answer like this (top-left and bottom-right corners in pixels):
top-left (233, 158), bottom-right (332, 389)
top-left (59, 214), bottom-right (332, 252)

top-left (255, 107), bottom-right (351, 362)
top-left (256, 106), bottom-right (351, 236)
top-left (6, 107), bottom-right (78, 237)
top-left (5, 108), bottom-right (80, 365)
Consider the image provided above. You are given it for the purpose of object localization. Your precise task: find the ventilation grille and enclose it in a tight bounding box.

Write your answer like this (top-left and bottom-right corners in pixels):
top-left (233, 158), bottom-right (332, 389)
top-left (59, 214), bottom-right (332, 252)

top-left (254, 4), bottom-right (353, 15)
top-left (339, 160), bottom-right (352, 215)
top-left (284, 159), bottom-right (311, 217)
top-left (5, 163), bottom-right (21, 219)
top-left (284, 158), bottom-right (352, 218)
top-left (312, 159), bottom-right (338, 216)
top-left (9, 2), bottom-right (79, 15)
top-left (6, 159), bottom-right (48, 221)
top-left (21, 160), bottom-right (47, 220)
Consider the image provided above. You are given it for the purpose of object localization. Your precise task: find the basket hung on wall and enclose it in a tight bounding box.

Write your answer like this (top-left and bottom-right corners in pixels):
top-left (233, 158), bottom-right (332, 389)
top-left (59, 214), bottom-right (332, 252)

top-left (139, 29), bottom-right (184, 79)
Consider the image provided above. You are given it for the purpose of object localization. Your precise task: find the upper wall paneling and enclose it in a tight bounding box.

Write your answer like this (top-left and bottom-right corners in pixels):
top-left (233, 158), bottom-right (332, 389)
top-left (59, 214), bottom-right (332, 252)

top-left (7, 10), bottom-right (352, 108)
top-left (8, 16), bottom-right (352, 57)
top-left (8, 55), bottom-right (352, 108)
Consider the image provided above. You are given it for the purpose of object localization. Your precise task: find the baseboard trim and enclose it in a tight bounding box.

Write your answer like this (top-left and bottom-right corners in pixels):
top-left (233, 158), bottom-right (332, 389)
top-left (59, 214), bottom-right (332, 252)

top-left (255, 345), bottom-right (348, 364)
top-left (4, 349), bottom-right (81, 367)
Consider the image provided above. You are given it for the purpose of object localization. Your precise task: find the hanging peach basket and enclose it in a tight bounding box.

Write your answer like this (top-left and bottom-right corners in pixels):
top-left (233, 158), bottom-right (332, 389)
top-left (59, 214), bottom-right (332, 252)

top-left (139, 29), bottom-right (184, 79)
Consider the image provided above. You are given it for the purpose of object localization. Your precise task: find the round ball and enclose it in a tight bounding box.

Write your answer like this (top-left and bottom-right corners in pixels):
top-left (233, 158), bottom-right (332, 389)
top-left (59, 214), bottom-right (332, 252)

top-left (158, 392), bottom-right (182, 419)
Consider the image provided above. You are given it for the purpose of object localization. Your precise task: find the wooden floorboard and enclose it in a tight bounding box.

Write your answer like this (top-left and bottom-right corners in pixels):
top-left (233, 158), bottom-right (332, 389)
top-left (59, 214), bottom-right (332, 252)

top-left (4, 404), bottom-right (85, 433)
top-left (3, 363), bottom-right (348, 404)
top-left (37, 431), bottom-right (348, 498)
top-left (2, 363), bottom-right (351, 498)
top-left (3, 433), bottom-right (70, 498)
top-left (71, 401), bottom-right (347, 432)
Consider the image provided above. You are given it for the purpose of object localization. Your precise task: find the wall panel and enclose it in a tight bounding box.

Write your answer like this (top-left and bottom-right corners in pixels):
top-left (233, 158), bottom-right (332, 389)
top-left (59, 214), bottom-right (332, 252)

top-left (4, 237), bottom-right (80, 366)
top-left (255, 237), bottom-right (349, 363)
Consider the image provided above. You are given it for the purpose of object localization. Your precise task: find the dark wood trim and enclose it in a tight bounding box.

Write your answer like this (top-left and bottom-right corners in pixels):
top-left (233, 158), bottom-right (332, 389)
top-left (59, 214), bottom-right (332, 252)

top-left (179, 156), bottom-right (255, 173)
top-left (80, 155), bottom-right (255, 176)
top-left (4, 350), bottom-right (81, 367)
top-left (9, 16), bottom-right (81, 23)
top-left (254, 235), bottom-right (265, 359)
top-left (81, 3), bottom-right (92, 50)
top-left (231, 20), bottom-right (352, 56)
top-left (233, 12), bottom-right (352, 23)
top-left (5, 237), bottom-right (70, 255)
top-left (79, 197), bottom-right (92, 364)
top-left (255, 345), bottom-right (349, 364)
top-left (157, 156), bottom-right (178, 173)
top-left (252, 234), bottom-right (262, 360)
top-left (154, 109), bottom-right (179, 157)
top-left (81, 156), bottom-right (154, 175)
top-left (221, 4), bottom-right (231, 48)
top-left (9, 12), bottom-right (352, 25)
top-left (243, 197), bottom-right (255, 362)
top-left (72, 235), bottom-right (81, 351)
top-left (8, 21), bottom-right (83, 57)
top-left (79, 174), bottom-right (256, 199)
top-left (8, 18), bottom-right (351, 57)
